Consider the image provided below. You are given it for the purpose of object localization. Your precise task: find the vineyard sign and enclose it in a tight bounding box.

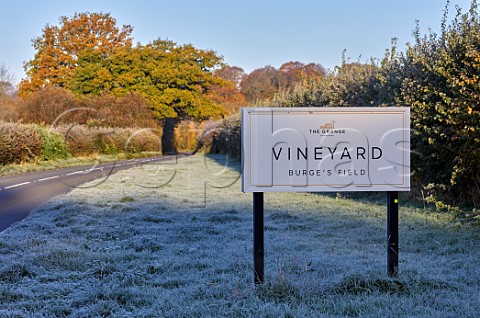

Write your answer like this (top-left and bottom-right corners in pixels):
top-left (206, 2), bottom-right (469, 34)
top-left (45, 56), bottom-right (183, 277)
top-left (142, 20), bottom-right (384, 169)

top-left (242, 107), bottom-right (410, 192)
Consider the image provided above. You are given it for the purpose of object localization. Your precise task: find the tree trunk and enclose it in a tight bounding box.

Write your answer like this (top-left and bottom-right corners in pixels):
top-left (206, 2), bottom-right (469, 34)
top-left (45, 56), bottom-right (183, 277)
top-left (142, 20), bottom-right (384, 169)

top-left (161, 117), bottom-right (179, 155)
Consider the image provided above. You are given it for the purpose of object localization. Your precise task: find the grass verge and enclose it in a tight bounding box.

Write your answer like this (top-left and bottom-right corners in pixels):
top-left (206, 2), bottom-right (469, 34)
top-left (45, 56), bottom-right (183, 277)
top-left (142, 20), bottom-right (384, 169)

top-left (0, 154), bottom-right (479, 317)
top-left (0, 152), bottom-right (162, 178)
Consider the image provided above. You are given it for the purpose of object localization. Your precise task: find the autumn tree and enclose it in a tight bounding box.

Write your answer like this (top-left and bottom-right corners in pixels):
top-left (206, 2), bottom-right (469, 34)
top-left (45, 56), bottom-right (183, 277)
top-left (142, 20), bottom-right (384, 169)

top-left (19, 12), bottom-right (132, 95)
top-left (279, 61), bottom-right (326, 88)
top-left (215, 66), bottom-right (246, 89)
top-left (17, 86), bottom-right (80, 124)
top-left (240, 62), bottom-right (327, 105)
top-left (209, 66), bottom-right (246, 113)
top-left (69, 39), bottom-right (227, 153)
top-left (240, 66), bottom-right (284, 105)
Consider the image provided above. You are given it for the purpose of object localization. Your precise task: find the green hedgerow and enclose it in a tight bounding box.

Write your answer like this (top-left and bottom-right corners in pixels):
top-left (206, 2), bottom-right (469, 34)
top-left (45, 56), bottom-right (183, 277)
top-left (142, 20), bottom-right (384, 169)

top-left (33, 125), bottom-right (69, 161)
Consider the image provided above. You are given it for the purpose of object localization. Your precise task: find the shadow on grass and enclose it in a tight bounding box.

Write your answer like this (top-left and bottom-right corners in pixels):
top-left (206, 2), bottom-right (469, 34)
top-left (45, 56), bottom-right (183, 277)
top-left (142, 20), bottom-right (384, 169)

top-left (314, 191), bottom-right (427, 212)
top-left (204, 153), bottom-right (242, 173)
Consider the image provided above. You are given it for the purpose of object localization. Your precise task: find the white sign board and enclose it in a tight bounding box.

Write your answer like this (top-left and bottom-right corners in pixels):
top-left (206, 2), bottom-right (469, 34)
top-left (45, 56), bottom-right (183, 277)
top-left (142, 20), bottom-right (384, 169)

top-left (242, 107), bottom-right (410, 192)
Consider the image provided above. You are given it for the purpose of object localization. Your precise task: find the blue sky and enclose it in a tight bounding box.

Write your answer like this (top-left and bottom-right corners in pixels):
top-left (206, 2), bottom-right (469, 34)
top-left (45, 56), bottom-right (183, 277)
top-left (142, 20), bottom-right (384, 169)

top-left (0, 0), bottom-right (474, 84)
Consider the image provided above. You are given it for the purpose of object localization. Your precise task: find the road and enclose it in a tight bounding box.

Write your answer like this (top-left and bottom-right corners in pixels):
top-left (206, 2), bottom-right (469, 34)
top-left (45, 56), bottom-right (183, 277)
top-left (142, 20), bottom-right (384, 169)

top-left (0, 155), bottom-right (180, 232)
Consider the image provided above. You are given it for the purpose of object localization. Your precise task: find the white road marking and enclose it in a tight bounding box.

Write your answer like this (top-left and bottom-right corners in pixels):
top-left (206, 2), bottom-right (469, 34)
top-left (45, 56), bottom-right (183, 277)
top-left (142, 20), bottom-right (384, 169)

top-left (66, 171), bottom-right (84, 176)
top-left (0, 157), bottom-right (170, 191)
top-left (37, 175), bottom-right (59, 182)
top-left (4, 182), bottom-right (31, 189)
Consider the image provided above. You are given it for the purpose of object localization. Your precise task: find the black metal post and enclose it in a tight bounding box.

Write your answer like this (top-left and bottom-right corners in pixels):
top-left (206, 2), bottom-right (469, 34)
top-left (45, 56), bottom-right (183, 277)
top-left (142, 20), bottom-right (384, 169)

top-left (387, 191), bottom-right (399, 277)
top-left (253, 192), bottom-right (264, 284)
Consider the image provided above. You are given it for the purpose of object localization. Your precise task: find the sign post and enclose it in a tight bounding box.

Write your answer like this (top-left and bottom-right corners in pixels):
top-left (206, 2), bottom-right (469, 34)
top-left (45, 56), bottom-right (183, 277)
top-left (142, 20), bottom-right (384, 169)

top-left (253, 192), bottom-right (264, 284)
top-left (387, 191), bottom-right (399, 277)
top-left (242, 107), bottom-right (410, 283)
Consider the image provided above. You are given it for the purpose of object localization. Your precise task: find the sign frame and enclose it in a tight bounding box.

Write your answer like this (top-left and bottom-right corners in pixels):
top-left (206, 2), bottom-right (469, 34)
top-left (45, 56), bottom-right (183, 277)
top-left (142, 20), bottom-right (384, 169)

top-left (242, 107), bottom-right (410, 193)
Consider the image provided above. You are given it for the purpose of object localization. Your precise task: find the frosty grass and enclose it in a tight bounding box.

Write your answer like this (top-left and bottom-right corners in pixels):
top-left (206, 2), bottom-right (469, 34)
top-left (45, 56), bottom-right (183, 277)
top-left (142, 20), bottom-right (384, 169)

top-left (0, 154), bottom-right (479, 317)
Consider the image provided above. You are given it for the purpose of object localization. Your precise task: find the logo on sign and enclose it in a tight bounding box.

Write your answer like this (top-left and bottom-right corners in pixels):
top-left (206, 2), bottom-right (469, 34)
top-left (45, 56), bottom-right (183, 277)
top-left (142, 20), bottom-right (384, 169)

top-left (309, 119), bottom-right (346, 136)
top-left (320, 120), bottom-right (336, 129)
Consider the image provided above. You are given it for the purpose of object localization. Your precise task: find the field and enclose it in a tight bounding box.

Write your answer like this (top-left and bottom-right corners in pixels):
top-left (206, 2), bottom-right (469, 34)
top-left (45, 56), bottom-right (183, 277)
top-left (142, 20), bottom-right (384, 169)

top-left (0, 155), bottom-right (479, 317)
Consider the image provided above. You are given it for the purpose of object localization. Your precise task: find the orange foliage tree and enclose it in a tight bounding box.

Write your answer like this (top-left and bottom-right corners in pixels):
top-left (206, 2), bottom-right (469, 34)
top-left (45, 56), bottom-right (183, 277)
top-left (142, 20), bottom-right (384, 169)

top-left (209, 66), bottom-right (246, 113)
top-left (240, 62), bottom-right (326, 105)
top-left (19, 12), bottom-right (133, 96)
top-left (68, 39), bottom-right (228, 153)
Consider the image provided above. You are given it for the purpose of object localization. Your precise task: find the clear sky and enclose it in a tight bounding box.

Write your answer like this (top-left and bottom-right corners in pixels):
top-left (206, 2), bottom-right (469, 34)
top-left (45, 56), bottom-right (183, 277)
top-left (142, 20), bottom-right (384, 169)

top-left (0, 0), bottom-right (474, 84)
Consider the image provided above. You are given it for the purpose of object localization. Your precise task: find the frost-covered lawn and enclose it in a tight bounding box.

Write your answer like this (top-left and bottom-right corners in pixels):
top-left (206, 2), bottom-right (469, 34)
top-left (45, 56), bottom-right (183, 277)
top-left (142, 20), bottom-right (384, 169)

top-left (0, 155), bottom-right (479, 317)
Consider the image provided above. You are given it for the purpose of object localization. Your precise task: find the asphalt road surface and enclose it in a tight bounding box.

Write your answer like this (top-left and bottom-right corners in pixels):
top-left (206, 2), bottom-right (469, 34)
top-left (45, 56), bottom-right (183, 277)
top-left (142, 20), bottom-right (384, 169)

top-left (0, 155), bottom-right (180, 232)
